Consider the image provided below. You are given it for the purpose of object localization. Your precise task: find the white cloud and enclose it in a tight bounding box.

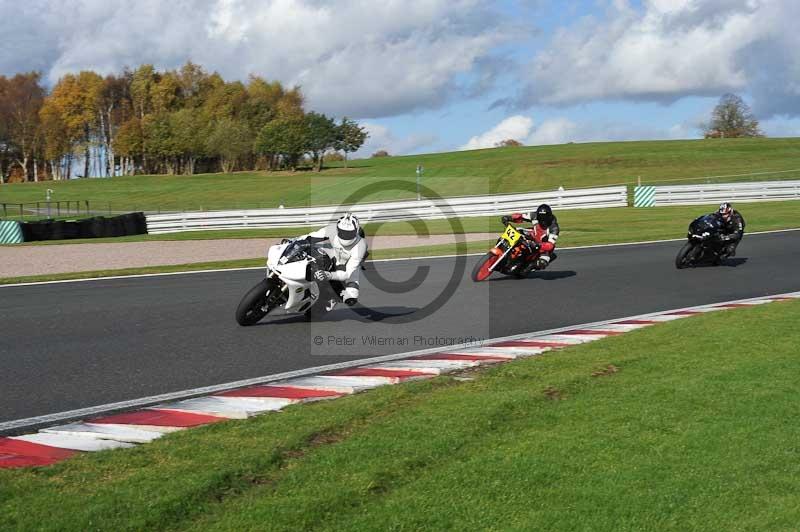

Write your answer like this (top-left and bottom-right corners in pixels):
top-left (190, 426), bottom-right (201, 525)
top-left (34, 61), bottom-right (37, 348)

top-left (462, 113), bottom-right (703, 152)
top-left (526, 118), bottom-right (578, 145)
top-left (353, 123), bottom-right (438, 158)
top-left (512, 0), bottom-right (800, 118)
top-left (0, 0), bottom-right (508, 119)
top-left (526, 117), bottom-right (702, 144)
top-left (460, 115), bottom-right (534, 150)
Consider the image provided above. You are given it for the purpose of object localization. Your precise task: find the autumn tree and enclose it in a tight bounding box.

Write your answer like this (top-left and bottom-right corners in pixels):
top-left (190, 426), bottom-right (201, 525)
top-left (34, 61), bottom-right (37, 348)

top-left (204, 80), bottom-right (248, 121)
top-left (42, 71), bottom-right (104, 178)
top-left (39, 101), bottom-right (71, 179)
top-left (142, 113), bottom-right (181, 174)
top-left (1, 73), bottom-right (45, 181)
top-left (99, 74), bottom-right (134, 176)
top-left (150, 71), bottom-right (181, 115)
top-left (169, 109), bottom-right (208, 174)
top-left (130, 64), bottom-right (157, 120)
top-left (256, 116), bottom-right (309, 171)
top-left (495, 139), bottom-right (523, 147)
top-left (1, 62), bottom-right (370, 181)
top-left (704, 94), bottom-right (763, 138)
top-left (275, 86), bottom-right (305, 119)
top-left (242, 77), bottom-right (282, 130)
top-left (305, 112), bottom-right (338, 172)
top-left (206, 117), bottom-right (251, 173)
top-left (335, 117), bottom-right (368, 167)
top-left (113, 118), bottom-right (144, 175)
top-left (177, 62), bottom-right (211, 106)
top-left (0, 76), bottom-right (8, 183)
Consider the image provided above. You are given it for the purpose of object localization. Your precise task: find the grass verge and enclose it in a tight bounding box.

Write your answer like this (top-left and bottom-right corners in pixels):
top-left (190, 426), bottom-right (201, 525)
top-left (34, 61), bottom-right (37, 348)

top-left (2, 300), bottom-right (799, 530)
top-left (1, 138), bottom-right (800, 212)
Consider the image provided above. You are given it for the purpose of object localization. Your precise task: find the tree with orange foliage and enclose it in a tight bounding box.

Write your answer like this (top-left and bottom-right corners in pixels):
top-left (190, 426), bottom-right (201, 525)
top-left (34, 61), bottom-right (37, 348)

top-left (41, 71), bottom-right (104, 178)
top-left (1, 73), bottom-right (45, 182)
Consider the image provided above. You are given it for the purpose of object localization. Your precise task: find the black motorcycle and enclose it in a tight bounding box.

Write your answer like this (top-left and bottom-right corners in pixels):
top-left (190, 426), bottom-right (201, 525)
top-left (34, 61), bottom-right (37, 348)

top-left (675, 214), bottom-right (731, 269)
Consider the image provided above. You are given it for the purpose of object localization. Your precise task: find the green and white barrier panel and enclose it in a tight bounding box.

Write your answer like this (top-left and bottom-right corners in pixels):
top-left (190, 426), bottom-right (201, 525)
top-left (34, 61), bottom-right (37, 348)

top-left (633, 186), bottom-right (656, 207)
top-left (0, 221), bottom-right (24, 244)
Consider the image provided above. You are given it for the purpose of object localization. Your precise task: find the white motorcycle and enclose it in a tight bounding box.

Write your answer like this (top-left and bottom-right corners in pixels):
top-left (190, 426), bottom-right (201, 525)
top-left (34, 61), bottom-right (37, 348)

top-left (235, 239), bottom-right (333, 326)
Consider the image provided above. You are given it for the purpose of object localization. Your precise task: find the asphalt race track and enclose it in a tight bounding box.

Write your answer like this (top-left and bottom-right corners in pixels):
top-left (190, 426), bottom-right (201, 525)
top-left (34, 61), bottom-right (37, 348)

top-left (1, 230), bottom-right (799, 423)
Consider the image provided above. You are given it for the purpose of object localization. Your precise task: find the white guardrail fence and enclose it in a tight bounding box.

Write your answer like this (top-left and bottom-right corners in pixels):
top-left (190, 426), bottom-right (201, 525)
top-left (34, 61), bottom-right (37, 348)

top-left (146, 186), bottom-right (627, 234)
top-left (634, 180), bottom-right (800, 207)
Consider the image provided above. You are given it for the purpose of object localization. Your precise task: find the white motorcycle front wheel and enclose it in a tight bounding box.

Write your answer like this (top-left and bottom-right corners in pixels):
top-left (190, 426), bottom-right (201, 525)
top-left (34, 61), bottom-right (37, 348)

top-left (235, 278), bottom-right (275, 326)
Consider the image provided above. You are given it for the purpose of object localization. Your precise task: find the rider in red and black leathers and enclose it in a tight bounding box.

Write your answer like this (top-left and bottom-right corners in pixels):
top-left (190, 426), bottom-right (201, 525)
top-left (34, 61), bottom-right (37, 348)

top-left (502, 203), bottom-right (560, 270)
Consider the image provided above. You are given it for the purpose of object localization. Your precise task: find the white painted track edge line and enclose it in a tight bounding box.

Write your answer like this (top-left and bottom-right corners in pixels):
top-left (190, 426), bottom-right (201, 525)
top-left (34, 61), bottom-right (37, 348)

top-left (3, 227), bottom-right (799, 289)
top-left (2, 289), bottom-right (797, 435)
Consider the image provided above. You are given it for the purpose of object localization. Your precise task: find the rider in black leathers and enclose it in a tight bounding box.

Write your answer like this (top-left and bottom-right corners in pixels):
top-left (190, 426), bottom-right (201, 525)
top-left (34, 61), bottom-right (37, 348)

top-left (712, 202), bottom-right (745, 257)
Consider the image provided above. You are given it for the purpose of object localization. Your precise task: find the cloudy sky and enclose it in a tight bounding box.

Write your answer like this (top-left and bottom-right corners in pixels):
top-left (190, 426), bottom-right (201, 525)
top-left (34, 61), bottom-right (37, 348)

top-left (2, 0), bottom-right (799, 157)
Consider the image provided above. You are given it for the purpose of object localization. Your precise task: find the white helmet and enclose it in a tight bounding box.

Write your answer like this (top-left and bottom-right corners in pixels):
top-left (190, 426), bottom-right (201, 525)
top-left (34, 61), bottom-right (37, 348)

top-left (336, 213), bottom-right (361, 246)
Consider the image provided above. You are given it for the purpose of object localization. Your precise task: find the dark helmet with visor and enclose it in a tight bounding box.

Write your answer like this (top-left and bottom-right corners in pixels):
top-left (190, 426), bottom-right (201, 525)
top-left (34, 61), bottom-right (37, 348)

top-left (718, 202), bottom-right (733, 222)
top-left (535, 204), bottom-right (554, 228)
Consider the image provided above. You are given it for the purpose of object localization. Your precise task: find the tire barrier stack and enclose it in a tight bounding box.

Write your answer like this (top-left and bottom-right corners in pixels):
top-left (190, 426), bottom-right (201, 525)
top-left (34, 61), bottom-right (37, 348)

top-left (15, 213), bottom-right (148, 243)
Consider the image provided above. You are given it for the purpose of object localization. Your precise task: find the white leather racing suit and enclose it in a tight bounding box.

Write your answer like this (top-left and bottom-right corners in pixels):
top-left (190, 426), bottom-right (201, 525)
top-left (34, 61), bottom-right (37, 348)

top-left (300, 223), bottom-right (368, 303)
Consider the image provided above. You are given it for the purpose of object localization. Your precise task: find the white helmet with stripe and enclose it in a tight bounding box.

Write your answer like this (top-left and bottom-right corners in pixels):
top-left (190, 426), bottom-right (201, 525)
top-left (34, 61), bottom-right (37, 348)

top-left (336, 213), bottom-right (361, 247)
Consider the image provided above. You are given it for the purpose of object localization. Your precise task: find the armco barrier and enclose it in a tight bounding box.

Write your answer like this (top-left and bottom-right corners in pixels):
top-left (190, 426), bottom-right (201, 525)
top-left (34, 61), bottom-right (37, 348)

top-left (145, 186), bottom-right (627, 234)
top-left (0, 221), bottom-right (24, 244)
top-left (648, 180), bottom-right (800, 206)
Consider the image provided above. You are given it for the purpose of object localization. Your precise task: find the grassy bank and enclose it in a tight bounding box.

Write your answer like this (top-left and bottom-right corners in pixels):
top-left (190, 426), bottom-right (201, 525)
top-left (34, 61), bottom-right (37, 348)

top-left (1, 138), bottom-right (799, 212)
top-left (2, 299), bottom-right (799, 530)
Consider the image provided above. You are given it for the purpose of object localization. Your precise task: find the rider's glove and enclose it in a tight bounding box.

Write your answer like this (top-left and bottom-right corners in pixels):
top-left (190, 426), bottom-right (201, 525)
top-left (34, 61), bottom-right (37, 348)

top-left (541, 235), bottom-right (549, 242)
top-left (314, 270), bottom-right (332, 282)
top-left (501, 215), bottom-right (511, 225)
top-left (281, 238), bottom-right (293, 244)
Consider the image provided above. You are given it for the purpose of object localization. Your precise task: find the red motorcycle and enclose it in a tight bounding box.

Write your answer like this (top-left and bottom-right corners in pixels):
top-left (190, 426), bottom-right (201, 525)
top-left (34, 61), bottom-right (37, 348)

top-left (471, 223), bottom-right (545, 281)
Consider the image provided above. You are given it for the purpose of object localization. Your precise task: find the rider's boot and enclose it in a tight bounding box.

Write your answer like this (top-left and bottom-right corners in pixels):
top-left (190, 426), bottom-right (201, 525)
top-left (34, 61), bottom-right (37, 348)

top-left (536, 254), bottom-right (551, 270)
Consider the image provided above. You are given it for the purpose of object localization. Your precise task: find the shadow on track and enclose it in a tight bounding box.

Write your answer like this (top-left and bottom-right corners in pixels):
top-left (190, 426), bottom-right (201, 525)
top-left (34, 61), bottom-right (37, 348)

top-left (255, 306), bottom-right (420, 325)
top-left (686, 257), bottom-right (749, 269)
top-left (487, 270), bottom-right (577, 282)
top-left (721, 257), bottom-right (748, 267)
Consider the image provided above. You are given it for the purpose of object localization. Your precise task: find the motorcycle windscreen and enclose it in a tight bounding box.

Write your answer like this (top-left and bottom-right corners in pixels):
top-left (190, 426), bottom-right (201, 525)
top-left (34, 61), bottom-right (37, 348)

top-left (690, 215), bottom-right (719, 234)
